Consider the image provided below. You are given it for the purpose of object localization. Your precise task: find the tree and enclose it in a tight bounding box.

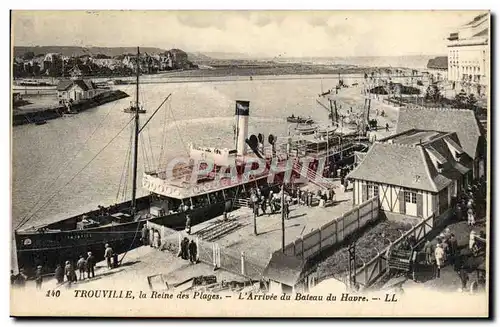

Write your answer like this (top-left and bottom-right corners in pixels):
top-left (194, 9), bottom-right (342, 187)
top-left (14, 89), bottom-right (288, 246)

top-left (425, 84), bottom-right (442, 102)
top-left (454, 89), bottom-right (468, 108)
top-left (95, 54), bottom-right (111, 59)
top-left (22, 51), bottom-right (35, 60)
top-left (466, 94), bottom-right (477, 110)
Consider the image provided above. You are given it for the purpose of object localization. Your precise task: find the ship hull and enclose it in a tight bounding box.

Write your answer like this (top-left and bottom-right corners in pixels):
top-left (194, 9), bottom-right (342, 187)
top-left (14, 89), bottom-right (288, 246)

top-left (15, 200), bottom-right (227, 276)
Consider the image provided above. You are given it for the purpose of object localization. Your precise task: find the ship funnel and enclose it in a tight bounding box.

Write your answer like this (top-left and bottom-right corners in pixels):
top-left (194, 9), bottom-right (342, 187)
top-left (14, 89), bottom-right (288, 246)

top-left (235, 100), bottom-right (250, 156)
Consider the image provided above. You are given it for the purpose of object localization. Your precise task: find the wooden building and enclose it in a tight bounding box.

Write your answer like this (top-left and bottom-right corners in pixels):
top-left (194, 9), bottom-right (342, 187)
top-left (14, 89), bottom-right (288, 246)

top-left (348, 129), bottom-right (473, 220)
top-left (263, 251), bottom-right (310, 294)
top-left (56, 79), bottom-right (101, 102)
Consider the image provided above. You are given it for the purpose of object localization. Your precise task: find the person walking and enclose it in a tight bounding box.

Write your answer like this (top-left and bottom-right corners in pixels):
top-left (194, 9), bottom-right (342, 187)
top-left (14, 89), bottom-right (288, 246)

top-left (64, 261), bottom-right (75, 285)
top-left (467, 208), bottom-right (476, 227)
top-left (469, 230), bottom-right (477, 252)
top-left (423, 240), bottom-right (433, 265)
top-left (188, 239), bottom-right (198, 264)
top-left (35, 266), bottom-right (43, 290)
top-left (141, 224), bottom-right (149, 246)
top-left (86, 252), bottom-right (96, 278)
top-left (459, 267), bottom-right (469, 292)
top-left (76, 256), bottom-right (87, 281)
top-left (185, 214), bottom-right (192, 234)
top-left (434, 243), bottom-right (444, 278)
top-left (17, 269), bottom-right (27, 288)
top-left (260, 196), bottom-right (267, 215)
top-left (456, 204), bottom-right (463, 221)
top-left (283, 200), bottom-right (290, 220)
top-left (10, 270), bottom-right (16, 286)
top-left (55, 264), bottom-right (64, 284)
top-left (251, 192), bottom-right (259, 217)
top-left (449, 233), bottom-right (458, 263)
top-left (385, 123), bottom-right (389, 132)
top-left (181, 237), bottom-right (190, 260)
top-left (104, 244), bottom-right (114, 269)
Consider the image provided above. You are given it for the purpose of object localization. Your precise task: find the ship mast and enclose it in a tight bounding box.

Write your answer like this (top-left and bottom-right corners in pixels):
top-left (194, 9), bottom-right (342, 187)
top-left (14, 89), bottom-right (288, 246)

top-left (131, 46), bottom-right (140, 214)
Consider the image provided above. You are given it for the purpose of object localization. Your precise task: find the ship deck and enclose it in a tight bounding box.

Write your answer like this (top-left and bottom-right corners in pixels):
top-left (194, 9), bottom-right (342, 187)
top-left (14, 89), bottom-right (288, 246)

top-left (181, 179), bottom-right (353, 267)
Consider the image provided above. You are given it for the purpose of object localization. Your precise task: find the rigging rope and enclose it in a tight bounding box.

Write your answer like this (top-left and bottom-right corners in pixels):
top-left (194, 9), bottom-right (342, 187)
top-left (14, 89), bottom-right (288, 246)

top-left (16, 117), bottom-right (135, 230)
top-left (157, 99), bottom-right (170, 171)
top-left (16, 95), bottom-right (120, 225)
top-left (140, 134), bottom-right (150, 172)
top-left (168, 101), bottom-right (189, 155)
top-left (146, 126), bottom-right (156, 171)
top-left (116, 122), bottom-right (134, 202)
top-left (16, 80), bottom-right (135, 227)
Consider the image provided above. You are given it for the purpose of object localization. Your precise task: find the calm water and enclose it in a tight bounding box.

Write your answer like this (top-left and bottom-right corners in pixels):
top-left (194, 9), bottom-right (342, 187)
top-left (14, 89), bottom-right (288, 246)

top-left (12, 75), bottom-right (360, 228)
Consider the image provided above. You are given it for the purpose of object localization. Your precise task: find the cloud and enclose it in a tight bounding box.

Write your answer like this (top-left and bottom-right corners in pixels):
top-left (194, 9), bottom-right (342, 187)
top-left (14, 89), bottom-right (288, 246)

top-left (12, 10), bottom-right (488, 58)
top-left (176, 12), bottom-right (228, 30)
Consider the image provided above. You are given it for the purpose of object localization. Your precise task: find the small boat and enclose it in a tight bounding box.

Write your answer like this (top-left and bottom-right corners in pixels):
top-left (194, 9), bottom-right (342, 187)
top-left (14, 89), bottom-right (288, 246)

top-left (123, 101), bottom-right (146, 114)
top-left (287, 115), bottom-right (314, 124)
top-left (123, 106), bottom-right (147, 114)
top-left (34, 120), bottom-right (47, 125)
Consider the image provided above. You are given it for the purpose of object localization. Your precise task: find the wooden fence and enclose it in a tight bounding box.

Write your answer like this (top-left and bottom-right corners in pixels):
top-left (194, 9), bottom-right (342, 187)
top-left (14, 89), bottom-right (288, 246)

top-left (147, 221), bottom-right (267, 280)
top-left (351, 213), bottom-right (435, 287)
top-left (283, 196), bottom-right (380, 261)
top-left (351, 207), bottom-right (456, 288)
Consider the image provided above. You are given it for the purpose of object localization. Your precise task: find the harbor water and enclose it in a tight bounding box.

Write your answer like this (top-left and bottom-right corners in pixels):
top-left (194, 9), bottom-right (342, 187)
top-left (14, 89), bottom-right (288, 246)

top-left (13, 75), bottom-right (359, 228)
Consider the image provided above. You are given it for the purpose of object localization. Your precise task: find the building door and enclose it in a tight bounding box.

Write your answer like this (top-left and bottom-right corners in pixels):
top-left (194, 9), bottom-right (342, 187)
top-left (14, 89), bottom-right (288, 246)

top-left (404, 191), bottom-right (417, 216)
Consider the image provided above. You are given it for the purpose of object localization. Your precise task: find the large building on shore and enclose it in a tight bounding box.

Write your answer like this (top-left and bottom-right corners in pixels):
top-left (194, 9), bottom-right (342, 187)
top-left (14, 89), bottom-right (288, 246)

top-left (348, 106), bottom-right (485, 221)
top-left (447, 13), bottom-right (489, 93)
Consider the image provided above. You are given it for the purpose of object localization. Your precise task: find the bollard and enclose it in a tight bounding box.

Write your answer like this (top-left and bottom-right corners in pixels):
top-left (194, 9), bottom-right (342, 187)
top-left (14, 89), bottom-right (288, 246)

top-left (212, 243), bottom-right (217, 269)
top-left (241, 252), bottom-right (246, 276)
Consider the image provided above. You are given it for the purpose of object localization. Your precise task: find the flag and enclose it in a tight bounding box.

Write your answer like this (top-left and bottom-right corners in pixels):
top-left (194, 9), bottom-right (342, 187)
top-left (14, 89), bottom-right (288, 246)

top-left (235, 100), bottom-right (250, 116)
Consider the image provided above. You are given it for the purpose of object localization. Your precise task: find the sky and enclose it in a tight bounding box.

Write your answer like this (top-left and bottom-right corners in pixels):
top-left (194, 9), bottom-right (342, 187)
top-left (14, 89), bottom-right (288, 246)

top-left (11, 10), bottom-right (486, 58)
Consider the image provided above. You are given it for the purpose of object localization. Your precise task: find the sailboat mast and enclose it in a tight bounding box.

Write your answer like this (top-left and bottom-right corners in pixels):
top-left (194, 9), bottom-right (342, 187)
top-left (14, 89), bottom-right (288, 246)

top-left (131, 46), bottom-right (140, 213)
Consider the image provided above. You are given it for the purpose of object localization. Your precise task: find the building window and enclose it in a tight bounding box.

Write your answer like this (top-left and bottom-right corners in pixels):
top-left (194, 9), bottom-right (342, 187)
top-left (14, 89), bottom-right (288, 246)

top-left (367, 182), bottom-right (379, 198)
top-left (404, 190), bottom-right (417, 204)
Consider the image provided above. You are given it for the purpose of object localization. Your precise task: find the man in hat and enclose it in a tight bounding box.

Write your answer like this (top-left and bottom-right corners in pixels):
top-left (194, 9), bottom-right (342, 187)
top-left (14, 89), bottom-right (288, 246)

top-left (449, 233), bottom-right (458, 263)
top-left (283, 200), bottom-right (290, 220)
top-left (141, 224), bottom-right (149, 246)
top-left (65, 261), bottom-right (75, 285)
top-left (467, 208), bottom-right (476, 227)
top-left (10, 270), bottom-right (16, 286)
top-left (104, 244), bottom-right (114, 269)
top-left (17, 269), bottom-right (27, 288)
top-left (185, 214), bottom-right (192, 235)
top-left (87, 252), bottom-right (96, 278)
top-left (434, 243), bottom-right (444, 278)
top-left (181, 237), bottom-right (190, 260)
top-left (76, 255), bottom-right (87, 281)
top-left (423, 240), bottom-right (433, 265)
top-left (188, 239), bottom-right (198, 264)
top-left (35, 265), bottom-right (43, 289)
top-left (55, 264), bottom-right (64, 284)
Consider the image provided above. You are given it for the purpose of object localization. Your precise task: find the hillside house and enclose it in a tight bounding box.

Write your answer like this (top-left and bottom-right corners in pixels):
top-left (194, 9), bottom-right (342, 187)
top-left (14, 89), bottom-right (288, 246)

top-left (56, 79), bottom-right (102, 102)
top-left (348, 129), bottom-right (473, 220)
top-left (396, 107), bottom-right (486, 179)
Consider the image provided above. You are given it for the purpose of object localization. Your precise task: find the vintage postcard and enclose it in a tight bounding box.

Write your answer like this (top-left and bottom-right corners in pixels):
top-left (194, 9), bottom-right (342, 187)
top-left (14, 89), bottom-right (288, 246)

top-left (10, 10), bottom-right (490, 317)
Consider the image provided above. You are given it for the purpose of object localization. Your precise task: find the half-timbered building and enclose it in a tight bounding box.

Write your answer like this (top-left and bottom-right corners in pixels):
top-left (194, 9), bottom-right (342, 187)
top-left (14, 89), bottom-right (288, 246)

top-left (348, 129), bottom-right (473, 220)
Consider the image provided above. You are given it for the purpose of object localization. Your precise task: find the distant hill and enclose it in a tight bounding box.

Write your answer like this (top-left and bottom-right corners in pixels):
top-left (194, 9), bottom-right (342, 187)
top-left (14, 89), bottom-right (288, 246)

top-left (13, 46), bottom-right (168, 57)
top-left (13, 46), bottom-right (212, 63)
top-left (187, 52), bottom-right (214, 62)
